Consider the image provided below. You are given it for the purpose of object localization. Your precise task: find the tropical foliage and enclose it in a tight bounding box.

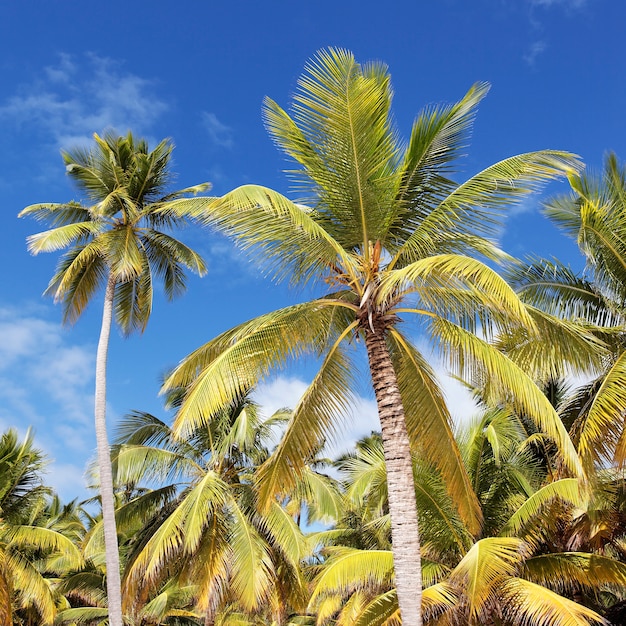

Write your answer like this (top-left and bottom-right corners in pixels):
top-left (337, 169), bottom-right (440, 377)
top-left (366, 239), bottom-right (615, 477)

top-left (12, 49), bottom-right (626, 626)
top-left (160, 48), bottom-right (584, 625)
top-left (19, 132), bottom-right (209, 626)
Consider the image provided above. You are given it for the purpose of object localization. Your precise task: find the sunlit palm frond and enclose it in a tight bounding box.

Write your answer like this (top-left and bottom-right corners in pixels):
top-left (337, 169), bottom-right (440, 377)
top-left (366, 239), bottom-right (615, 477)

top-left (500, 577), bottom-right (606, 626)
top-left (449, 536), bottom-right (525, 622)
top-left (432, 317), bottom-right (583, 478)
top-left (577, 349), bottom-right (626, 469)
top-left (197, 185), bottom-right (359, 287)
top-left (500, 479), bottom-right (586, 538)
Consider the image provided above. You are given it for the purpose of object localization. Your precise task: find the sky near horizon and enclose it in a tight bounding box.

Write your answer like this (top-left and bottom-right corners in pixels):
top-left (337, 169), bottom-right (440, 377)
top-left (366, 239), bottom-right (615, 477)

top-left (0, 0), bottom-right (623, 500)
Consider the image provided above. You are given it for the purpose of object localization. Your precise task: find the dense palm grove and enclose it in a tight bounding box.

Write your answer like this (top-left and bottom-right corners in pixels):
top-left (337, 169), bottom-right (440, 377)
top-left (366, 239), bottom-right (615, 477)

top-left (11, 49), bottom-right (626, 624)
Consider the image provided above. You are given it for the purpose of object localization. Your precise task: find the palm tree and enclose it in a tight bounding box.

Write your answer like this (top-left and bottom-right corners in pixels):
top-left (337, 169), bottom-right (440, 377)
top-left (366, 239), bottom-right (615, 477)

top-left (506, 153), bottom-right (626, 474)
top-left (19, 132), bottom-right (209, 626)
top-left (106, 399), bottom-right (308, 625)
top-left (0, 428), bottom-right (84, 625)
top-left (309, 417), bottom-right (626, 626)
top-left (161, 48), bottom-right (587, 624)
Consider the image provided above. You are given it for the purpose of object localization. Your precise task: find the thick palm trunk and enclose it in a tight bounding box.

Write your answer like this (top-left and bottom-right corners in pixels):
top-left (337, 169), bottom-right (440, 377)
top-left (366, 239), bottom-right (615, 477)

top-left (365, 326), bottom-right (423, 626)
top-left (95, 274), bottom-right (123, 626)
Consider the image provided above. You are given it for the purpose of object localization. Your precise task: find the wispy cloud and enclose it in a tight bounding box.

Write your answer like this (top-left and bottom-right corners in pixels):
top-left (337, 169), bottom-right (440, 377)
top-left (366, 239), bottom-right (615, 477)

top-left (0, 306), bottom-right (95, 499)
top-left (528, 0), bottom-right (589, 7)
top-left (523, 40), bottom-right (547, 66)
top-left (201, 112), bottom-right (234, 149)
top-left (0, 53), bottom-right (168, 149)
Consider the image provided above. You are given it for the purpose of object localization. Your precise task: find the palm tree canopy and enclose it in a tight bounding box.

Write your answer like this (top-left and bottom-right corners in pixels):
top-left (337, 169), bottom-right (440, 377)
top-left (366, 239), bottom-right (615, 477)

top-left (19, 131), bottom-right (208, 334)
top-left (164, 49), bottom-right (586, 538)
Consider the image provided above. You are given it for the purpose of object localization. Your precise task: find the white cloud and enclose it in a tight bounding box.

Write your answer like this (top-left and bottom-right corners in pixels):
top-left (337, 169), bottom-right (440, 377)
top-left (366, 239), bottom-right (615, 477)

top-left (201, 112), bottom-right (234, 149)
top-left (0, 306), bottom-right (95, 498)
top-left (0, 53), bottom-right (168, 149)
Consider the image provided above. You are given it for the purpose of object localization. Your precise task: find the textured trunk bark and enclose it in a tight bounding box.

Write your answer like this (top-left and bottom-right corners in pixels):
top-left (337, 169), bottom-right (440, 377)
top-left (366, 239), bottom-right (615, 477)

top-left (365, 326), bottom-right (423, 626)
top-left (95, 274), bottom-right (124, 626)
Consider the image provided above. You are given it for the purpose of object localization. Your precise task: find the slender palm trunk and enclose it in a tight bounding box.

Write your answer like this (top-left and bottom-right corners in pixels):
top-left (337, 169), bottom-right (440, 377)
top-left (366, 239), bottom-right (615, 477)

top-left (365, 325), bottom-right (423, 626)
top-left (95, 274), bottom-right (123, 626)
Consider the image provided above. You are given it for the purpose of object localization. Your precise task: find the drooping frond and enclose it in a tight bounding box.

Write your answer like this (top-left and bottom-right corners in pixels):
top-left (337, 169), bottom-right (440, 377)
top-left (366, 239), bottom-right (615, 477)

top-left (500, 577), bottom-right (606, 626)
top-left (388, 330), bottom-right (482, 536)
top-left (167, 299), bottom-right (355, 439)
top-left (431, 317), bottom-right (583, 478)
top-left (449, 536), bottom-right (525, 622)
top-left (500, 479), bottom-right (586, 537)
top-left (256, 330), bottom-right (359, 506)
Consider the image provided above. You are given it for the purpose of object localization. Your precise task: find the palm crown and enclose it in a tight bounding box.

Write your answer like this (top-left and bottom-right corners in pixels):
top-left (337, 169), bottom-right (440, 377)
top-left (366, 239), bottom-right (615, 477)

top-left (19, 131), bottom-right (207, 333)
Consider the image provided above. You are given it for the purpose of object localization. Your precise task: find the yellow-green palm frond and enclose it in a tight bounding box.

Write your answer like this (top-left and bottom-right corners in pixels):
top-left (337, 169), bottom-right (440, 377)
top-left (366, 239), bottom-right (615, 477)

top-left (4, 549), bottom-right (57, 624)
top-left (196, 185), bottom-right (359, 287)
top-left (114, 252), bottom-right (152, 334)
top-left (256, 334), bottom-right (358, 507)
top-left (432, 317), bottom-right (584, 478)
top-left (123, 470), bottom-right (230, 590)
top-left (524, 552), bottom-right (626, 595)
top-left (500, 479), bottom-right (586, 538)
top-left (260, 501), bottom-right (308, 568)
top-left (388, 330), bottom-right (482, 536)
top-left (308, 548), bottom-right (395, 610)
top-left (167, 299), bottom-right (355, 438)
top-left (24, 220), bottom-right (102, 254)
top-left (449, 536), bottom-right (526, 622)
top-left (293, 465), bottom-right (344, 524)
top-left (577, 349), bottom-right (626, 469)
top-left (55, 606), bottom-right (109, 624)
top-left (227, 501), bottom-right (275, 612)
top-left (265, 48), bottom-right (399, 253)
top-left (381, 253), bottom-right (535, 332)
top-left (394, 82), bottom-right (490, 229)
top-left (393, 151), bottom-right (581, 267)
top-left (141, 229), bottom-right (208, 295)
top-left (18, 201), bottom-right (91, 226)
top-left (500, 577), bottom-right (606, 626)
top-left (498, 305), bottom-right (609, 383)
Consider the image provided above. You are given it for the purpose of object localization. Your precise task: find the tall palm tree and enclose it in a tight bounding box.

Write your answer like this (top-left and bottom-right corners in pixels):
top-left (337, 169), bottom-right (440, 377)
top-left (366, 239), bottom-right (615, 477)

top-left (163, 49), bottom-right (585, 624)
top-left (19, 132), bottom-right (208, 626)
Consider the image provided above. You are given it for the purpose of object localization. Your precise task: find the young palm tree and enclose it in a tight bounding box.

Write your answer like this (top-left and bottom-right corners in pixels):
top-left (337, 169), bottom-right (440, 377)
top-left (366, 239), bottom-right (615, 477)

top-left (163, 49), bottom-right (585, 623)
top-left (19, 132), bottom-right (208, 626)
top-left (0, 429), bottom-right (84, 625)
top-left (110, 403), bottom-right (309, 625)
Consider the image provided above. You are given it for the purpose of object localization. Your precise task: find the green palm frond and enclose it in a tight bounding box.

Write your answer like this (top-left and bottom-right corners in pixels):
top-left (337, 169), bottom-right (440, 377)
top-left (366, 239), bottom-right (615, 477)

top-left (393, 151), bottom-right (581, 267)
top-left (577, 349), bottom-right (626, 468)
top-left (228, 501), bottom-right (274, 612)
top-left (524, 552), bottom-right (626, 593)
top-left (449, 536), bottom-right (525, 622)
top-left (256, 334), bottom-right (358, 506)
top-left (167, 299), bottom-right (355, 439)
top-left (500, 577), bottom-right (606, 626)
top-left (382, 253), bottom-right (535, 331)
top-left (25, 221), bottom-right (103, 254)
top-left (432, 317), bottom-right (583, 478)
top-left (500, 479), bottom-right (586, 537)
top-left (198, 185), bottom-right (360, 287)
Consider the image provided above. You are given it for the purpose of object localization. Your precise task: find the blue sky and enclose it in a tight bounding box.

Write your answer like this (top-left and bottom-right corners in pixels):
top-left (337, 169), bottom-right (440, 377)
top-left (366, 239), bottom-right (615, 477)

top-left (1, 0), bottom-right (623, 500)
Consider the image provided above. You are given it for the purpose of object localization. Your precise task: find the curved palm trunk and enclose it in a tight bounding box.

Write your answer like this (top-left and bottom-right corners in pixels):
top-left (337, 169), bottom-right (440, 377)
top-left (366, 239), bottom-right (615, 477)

top-left (95, 274), bottom-right (123, 626)
top-left (365, 326), bottom-right (423, 626)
